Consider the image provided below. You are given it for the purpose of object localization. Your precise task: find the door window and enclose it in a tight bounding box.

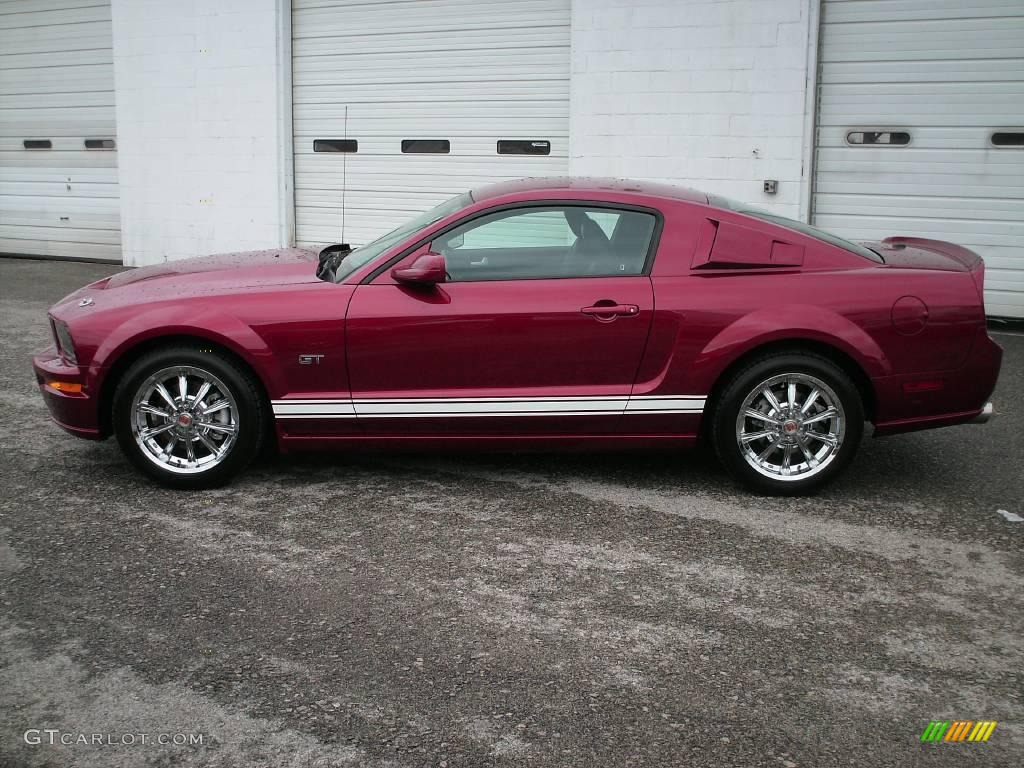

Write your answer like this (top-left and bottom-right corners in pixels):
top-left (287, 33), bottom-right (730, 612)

top-left (433, 206), bottom-right (656, 281)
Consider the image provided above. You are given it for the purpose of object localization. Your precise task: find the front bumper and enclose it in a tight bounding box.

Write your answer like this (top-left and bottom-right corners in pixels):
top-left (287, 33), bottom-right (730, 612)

top-left (32, 346), bottom-right (102, 439)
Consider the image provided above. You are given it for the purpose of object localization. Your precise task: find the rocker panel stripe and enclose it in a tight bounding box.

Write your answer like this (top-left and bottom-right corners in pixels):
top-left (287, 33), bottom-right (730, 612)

top-left (271, 395), bottom-right (706, 419)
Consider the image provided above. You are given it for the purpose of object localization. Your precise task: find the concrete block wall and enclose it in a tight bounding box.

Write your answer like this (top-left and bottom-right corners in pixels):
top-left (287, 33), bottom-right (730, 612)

top-left (569, 0), bottom-right (814, 217)
top-left (111, 0), bottom-right (287, 266)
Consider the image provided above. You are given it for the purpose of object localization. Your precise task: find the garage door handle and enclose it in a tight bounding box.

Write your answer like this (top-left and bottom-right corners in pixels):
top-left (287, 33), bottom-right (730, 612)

top-left (581, 303), bottom-right (640, 320)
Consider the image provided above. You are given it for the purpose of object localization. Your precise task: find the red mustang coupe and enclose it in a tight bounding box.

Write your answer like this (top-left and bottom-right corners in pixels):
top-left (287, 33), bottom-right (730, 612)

top-left (33, 178), bottom-right (1001, 493)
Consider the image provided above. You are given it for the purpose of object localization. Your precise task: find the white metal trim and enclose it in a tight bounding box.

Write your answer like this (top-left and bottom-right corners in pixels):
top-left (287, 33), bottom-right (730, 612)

top-left (271, 394), bottom-right (706, 419)
top-left (277, 0), bottom-right (296, 248)
top-left (799, 0), bottom-right (822, 224)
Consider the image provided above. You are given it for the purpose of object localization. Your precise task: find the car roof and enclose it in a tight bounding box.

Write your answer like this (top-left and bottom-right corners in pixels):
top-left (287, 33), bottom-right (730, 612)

top-left (470, 177), bottom-right (709, 205)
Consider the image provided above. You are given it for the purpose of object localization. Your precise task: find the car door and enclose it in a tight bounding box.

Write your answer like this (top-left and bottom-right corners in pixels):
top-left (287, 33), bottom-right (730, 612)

top-left (344, 203), bottom-right (661, 435)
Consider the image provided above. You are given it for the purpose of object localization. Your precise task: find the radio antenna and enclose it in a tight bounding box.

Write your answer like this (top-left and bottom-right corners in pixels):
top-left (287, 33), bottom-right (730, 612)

top-left (340, 104), bottom-right (348, 247)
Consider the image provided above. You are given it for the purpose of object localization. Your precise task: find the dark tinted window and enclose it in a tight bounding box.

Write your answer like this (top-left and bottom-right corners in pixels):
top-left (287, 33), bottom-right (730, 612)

top-left (402, 139), bottom-right (450, 154)
top-left (497, 140), bottom-right (550, 155)
top-left (992, 131), bottom-right (1024, 147)
top-left (433, 206), bottom-right (656, 281)
top-left (24, 139), bottom-right (51, 149)
top-left (846, 130), bottom-right (910, 146)
top-left (85, 138), bottom-right (116, 149)
top-left (314, 139), bottom-right (358, 153)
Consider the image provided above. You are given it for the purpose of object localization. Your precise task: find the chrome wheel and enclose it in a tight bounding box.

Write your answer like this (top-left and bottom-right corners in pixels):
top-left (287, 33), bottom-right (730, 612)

top-left (130, 365), bottom-right (238, 475)
top-left (735, 372), bottom-right (845, 482)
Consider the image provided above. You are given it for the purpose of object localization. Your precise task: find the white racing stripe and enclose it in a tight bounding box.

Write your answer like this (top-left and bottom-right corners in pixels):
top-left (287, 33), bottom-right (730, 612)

top-left (271, 395), bottom-right (706, 420)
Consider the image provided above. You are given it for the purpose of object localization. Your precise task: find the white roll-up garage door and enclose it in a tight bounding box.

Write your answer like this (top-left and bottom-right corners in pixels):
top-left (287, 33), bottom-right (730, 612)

top-left (292, 0), bottom-right (570, 249)
top-left (813, 0), bottom-right (1024, 318)
top-left (0, 0), bottom-right (120, 262)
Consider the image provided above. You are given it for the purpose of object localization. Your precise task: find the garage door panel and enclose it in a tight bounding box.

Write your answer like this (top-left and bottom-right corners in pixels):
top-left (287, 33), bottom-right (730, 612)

top-left (814, 194), bottom-right (1024, 221)
top-left (813, 214), bottom-right (1024, 247)
top-left (816, 179), bottom-right (1024, 199)
top-left (815, 155), bottom-right (1024, 177)
top-left (294, 26), bottom-right (568, 57)
top-left (292, 0), bottom-right (570, 250)
top-left (294, 0), bottom-right (567, 35)
top-left (0, 0), bottom-right (106, 12)
top-left (814, 0), bottom-right (1024, 317)
top-left (0, 91), bottom-right (118, 113)
top-left (0, 221), bottom-right (119, 244)
top-left (0, 147), bottom-right (117, 168)
top-left (818, 99), bottom-right (1024, 123)
top-left (0, 46), bottom-right (112, 70)
top-left (294, 80), bottom-right (569, 104)
top-left (821, 22), bottom-right (1024, 62)
top-left (294, 102), bottom-right (571, 123)
top-left (819, 160), bottom-right (1024, 182)
top-left (0, 165), bottom-right (117, 184)
top-left (973, 249), bottom-right (1024, 273)
top-left (820, 58), bottom-right (1024, 85)
top-left (0, 27), bottom-right (112, 57)
top-left (0, 2), bottom-right (109, 28)
top-left (294, 150), bottom-right (567, 171)
top-left (818, 82), bottom-right (1024, 101)
top-left (293, 53), bottom-right (569, 85)
top-left (0, 236), bottom-right (118, 260)
top-left (0, 64), bottom-right (115, 96)
top-left (823, 0), bottom-right (1024, 24)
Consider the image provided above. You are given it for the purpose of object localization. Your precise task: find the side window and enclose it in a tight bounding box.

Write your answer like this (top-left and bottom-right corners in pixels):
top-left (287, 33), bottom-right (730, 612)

top-left (458, 210), bottom-right (573, 250)
top-left (434, 206), bottom-right (656, 281)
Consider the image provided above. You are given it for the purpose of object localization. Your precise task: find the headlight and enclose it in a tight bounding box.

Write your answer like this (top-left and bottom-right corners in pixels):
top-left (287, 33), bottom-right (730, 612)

top-left (51, 318), bottom-right (78, 365)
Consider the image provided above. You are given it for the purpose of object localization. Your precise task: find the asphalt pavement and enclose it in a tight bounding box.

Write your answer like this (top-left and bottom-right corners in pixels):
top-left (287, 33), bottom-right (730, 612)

top-left (1, 256), bottom-right (1022, 767)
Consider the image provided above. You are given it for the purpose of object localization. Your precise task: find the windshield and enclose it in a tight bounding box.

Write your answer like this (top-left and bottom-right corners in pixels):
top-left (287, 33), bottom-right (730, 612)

top-left (708, 195), bottom-right (884, 264)
top-left (330, 192), bottom-right (473, 282)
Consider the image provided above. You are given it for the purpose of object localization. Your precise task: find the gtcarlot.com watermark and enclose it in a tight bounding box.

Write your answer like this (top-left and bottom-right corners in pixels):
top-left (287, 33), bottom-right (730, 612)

top-left (24, 729), bottom-right (206, 747)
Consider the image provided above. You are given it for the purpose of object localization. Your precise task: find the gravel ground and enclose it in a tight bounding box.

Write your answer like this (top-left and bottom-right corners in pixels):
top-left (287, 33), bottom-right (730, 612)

top-left (1, 256), bottom-right (1022, 768)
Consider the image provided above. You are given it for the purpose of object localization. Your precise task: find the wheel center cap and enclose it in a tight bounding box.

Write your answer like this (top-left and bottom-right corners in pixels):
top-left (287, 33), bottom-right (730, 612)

top-left (177, 412), bottom-right (193, 428)
top-left (783, 419), bottom-right (799, 434)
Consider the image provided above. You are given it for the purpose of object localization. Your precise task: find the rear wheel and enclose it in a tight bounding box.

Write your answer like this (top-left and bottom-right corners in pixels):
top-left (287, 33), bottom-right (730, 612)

top-left (113, 346), bottom-right (266, 489)
top-left (711, 352), bottom-right (864, 495)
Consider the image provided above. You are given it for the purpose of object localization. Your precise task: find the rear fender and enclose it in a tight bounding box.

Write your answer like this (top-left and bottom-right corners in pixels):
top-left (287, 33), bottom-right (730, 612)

top-left (692, 304), bottom-right (891, 392)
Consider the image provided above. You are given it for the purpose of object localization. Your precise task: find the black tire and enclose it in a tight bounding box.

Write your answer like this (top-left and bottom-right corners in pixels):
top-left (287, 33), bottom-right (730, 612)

top-left (710, 351), bottom-right (864, 495)
top-left (112, 345), bottom-right (267, 489)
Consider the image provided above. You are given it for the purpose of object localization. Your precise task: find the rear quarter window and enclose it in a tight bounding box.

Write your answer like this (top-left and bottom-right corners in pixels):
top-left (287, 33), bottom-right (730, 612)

top-left (707, 196), bottom-right (884, 264)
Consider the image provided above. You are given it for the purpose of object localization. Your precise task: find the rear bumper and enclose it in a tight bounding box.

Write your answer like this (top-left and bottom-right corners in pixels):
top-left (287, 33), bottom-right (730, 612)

top-left (872, 329), bottom-right (1002, 436)
top-left (970, 401), bottom-right (995, 424)
top-left (32, 346), bottom-right (102, 440)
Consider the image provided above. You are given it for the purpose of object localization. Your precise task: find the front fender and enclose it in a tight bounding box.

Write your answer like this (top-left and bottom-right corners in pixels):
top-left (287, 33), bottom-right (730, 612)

top-left (690, 304), bottom-right (892, 392)
top-left (88, 305), bottom-right (286, 399)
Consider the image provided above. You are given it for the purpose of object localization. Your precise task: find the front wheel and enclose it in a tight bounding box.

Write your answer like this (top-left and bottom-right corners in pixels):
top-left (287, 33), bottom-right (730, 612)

top-left (710, 352), bottom-right (864, 495)
top-left (112, 346), bottom-right (266, 489)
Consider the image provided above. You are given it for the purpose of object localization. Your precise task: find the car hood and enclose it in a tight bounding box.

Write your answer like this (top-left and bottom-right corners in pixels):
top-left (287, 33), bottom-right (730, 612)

top-left (53, 247), bottom-right (321, 313)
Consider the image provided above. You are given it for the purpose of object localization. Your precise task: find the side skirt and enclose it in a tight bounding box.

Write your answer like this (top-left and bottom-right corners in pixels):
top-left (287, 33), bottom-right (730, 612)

top-left (275, 433), bottom-right (698, 454)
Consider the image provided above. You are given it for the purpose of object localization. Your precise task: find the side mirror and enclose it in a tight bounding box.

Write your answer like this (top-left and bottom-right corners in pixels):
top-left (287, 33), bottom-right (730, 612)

top-left (391, 252), bottom-right (447, 286)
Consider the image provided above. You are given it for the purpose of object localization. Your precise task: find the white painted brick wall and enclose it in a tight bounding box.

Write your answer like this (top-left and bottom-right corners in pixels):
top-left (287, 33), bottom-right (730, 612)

top-left (111, 0), bottom-right (286, 266)
top-left (570, 0), bottom-right (813, 217)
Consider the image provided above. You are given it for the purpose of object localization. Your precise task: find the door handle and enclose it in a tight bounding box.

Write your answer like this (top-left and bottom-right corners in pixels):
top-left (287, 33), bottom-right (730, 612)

top-left (581, 302), bottom-right (640, 321)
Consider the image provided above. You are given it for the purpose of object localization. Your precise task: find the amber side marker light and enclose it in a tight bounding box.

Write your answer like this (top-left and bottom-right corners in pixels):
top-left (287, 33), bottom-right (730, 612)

top-left (48, 381), bottom-right (83, 394)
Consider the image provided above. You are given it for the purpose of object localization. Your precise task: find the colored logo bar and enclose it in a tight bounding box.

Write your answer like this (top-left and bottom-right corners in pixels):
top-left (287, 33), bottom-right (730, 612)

top-left (920, 721), bottom-right (997, 742)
